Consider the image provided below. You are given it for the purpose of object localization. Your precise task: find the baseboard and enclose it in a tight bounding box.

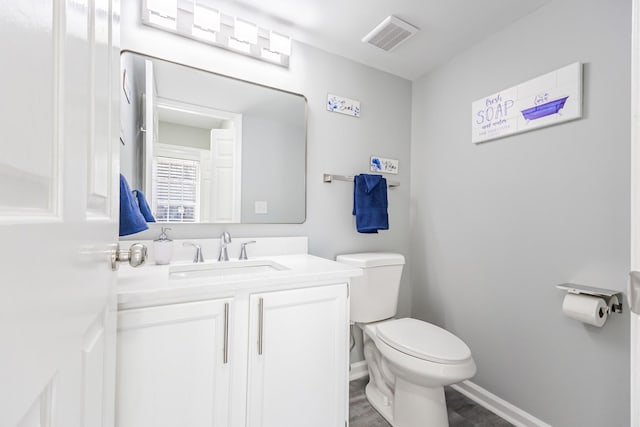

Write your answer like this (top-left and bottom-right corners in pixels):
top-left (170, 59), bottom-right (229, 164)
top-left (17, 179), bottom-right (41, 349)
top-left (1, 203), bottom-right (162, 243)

top-left (451, 381), bottom-right (552, 427)
top-left (349, 360), bottom-right (369, 381)
top-left (349, 361), bottom-right (549, 427)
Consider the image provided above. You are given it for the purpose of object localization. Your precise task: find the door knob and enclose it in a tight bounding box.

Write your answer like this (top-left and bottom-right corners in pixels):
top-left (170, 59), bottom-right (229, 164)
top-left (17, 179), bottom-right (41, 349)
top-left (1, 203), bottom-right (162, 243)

top-left (111, 243), bottom-right (148, 271)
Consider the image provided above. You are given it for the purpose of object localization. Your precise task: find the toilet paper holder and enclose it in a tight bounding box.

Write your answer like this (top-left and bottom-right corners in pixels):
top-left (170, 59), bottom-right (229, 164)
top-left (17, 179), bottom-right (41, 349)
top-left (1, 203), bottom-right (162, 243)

top-left (556, 283), bottom-right (623, 314)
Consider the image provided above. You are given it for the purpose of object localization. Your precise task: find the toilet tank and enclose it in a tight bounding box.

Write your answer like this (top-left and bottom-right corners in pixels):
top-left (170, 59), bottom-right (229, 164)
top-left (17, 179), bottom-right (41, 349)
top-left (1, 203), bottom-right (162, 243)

top-left (336, 253), bottom-right (405, 323)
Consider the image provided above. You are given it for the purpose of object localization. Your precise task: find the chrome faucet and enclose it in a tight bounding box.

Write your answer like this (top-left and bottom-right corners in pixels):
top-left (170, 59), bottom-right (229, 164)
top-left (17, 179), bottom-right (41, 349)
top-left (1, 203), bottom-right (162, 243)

top-left (218, 232), bottom-right (232, 261)
top-left (183, 242), bottom-right (204, 263)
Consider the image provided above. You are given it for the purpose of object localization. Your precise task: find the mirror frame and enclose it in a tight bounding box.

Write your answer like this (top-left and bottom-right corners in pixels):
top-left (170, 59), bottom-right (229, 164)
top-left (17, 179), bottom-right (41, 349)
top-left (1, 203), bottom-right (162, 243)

top-left (120, 50), bottom-right (308, 225)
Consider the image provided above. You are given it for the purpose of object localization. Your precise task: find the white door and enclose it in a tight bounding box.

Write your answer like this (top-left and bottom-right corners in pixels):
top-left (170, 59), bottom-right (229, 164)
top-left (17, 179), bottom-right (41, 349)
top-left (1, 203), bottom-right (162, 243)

top-left (116, 299), bottom-right (232, 427)
top-left (246, 284), bottom-right (349, 427)
top-left (210, 127), bottom-right (241, 222)
top-left (0, 1), bottom-right (120, 426)
top-left (632, 1), bottom-right (640, 425)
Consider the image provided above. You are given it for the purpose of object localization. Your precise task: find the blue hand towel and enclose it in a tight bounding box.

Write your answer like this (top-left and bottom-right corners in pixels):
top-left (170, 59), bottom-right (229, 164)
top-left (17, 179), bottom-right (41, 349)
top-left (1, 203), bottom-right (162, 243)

top-left (119, 174), bottom-right (149, 236)
top-left (133, 189), bottom-right (156, 222)
top-left (352, 174), bottom-right (389, 233)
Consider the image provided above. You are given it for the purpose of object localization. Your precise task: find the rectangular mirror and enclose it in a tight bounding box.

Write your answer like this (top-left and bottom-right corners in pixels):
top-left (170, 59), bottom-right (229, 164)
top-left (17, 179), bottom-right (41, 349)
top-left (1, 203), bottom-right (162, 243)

top-left (120, 51), bottom-right (307, 224)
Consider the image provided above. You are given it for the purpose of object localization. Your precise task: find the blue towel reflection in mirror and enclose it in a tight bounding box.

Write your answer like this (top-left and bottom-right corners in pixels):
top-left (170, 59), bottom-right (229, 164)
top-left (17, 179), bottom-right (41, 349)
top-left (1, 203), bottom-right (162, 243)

top-left (132, 189), bottom-right (156, 223)
top-left (119, 174), bottom-right (154, 236)
top-left (352, 174), bottom-right (389, 234)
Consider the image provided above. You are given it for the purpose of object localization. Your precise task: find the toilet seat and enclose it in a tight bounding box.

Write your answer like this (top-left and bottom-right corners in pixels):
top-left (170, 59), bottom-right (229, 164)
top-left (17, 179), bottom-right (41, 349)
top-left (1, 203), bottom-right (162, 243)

top-left (376, 318), bottom-right (471, 364)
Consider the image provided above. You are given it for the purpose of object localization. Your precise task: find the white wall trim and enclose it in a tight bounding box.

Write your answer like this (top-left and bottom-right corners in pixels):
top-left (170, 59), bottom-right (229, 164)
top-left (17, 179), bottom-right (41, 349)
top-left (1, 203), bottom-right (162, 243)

top-left (451, 381), bottom-right (552, 427)
top-left (349, 360), bottom-right (369, 381)
top-left (349, 361), bottom-right (548, 426)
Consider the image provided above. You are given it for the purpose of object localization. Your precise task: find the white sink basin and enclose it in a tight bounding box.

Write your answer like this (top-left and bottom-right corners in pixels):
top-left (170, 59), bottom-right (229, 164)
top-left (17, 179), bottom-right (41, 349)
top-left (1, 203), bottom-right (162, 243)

top-left (169, 259), bottom-right (288, 280)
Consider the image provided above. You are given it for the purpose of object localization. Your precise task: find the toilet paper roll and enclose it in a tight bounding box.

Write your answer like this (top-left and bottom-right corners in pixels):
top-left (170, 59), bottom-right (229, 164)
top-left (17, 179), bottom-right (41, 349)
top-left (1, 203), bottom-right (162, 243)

top-left (562, 293), bottom-right (608, 327)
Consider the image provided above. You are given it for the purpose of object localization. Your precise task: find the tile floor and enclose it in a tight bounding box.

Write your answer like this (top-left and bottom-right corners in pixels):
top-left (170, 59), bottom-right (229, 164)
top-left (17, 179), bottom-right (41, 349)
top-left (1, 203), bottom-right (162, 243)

top-left (349, 377), bottom-right (514, 427)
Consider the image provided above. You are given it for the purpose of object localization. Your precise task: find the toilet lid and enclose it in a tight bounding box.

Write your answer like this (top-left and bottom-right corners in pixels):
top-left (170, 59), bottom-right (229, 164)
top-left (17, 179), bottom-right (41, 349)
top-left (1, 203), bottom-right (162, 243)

top-left (376, 318), bottom-right (471, 364)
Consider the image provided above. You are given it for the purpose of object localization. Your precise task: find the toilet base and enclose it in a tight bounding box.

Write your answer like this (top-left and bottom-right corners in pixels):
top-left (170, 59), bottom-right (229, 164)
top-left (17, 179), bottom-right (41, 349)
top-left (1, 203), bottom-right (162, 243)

top-left (365, 377), bottom-right (450, 427)
top-left (360, 319), bottom-right (474, 427)
top-left (394, 377), bottom-right (449, 427)
top-left (365, 381), bottom-right (394, 425)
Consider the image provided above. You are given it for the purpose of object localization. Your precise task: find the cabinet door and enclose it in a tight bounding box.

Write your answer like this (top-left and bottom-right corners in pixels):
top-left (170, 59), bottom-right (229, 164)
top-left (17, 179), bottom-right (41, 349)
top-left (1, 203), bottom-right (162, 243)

top-left (116, 299), bottom-right (232, 427)
top-left (247, 284), bottom-right (349, 427)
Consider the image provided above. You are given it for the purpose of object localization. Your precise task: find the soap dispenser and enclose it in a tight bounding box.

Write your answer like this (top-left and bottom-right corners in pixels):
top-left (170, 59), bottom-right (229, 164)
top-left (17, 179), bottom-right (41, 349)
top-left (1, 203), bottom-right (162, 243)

top-left (153, 227), bottom-right (174, 265)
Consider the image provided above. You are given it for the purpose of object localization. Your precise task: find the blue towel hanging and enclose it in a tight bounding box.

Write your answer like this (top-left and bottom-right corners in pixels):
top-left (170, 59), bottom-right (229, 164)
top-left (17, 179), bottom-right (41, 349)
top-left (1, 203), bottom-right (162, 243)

top-left (119, 174), bottom-right (149, 236)
top-left (353, 174), bottom-right (389, 233)
top-left (133, 189), bottom-right (156, 223)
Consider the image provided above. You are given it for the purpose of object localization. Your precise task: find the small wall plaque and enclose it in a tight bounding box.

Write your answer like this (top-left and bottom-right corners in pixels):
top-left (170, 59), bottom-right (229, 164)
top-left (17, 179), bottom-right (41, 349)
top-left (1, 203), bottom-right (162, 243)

top-left (327, 93), bottom-right (360, 117)
top-left (370, 156), bottom-right (398, 174)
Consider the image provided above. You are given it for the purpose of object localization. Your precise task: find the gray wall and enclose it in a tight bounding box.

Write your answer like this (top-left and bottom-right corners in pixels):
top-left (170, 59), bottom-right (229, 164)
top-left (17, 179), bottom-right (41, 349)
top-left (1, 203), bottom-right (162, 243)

top-left (120, 0), bottom-right (413, 328)
top-left (158, 121), bottom-right (210, 150)
top-left (241, 113), bottom-right (306, 223)
top-left (410, 0), bottom-right (630, 425)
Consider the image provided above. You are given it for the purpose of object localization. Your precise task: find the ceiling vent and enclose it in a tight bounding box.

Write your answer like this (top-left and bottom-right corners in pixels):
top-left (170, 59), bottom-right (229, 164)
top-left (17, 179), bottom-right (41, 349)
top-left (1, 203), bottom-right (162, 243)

top-left (362, 15), bottom-right (419, 52)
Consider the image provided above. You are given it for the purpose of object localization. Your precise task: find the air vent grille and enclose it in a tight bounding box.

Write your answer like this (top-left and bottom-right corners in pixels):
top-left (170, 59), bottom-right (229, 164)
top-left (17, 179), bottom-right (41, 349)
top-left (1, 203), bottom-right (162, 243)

top-left (362, 15), bottom-right (418, 52)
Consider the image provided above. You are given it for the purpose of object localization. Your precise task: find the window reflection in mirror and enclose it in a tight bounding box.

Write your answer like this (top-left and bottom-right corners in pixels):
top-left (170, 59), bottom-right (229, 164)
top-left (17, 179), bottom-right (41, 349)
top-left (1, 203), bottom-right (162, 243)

top-left (120, 51), bottom-right (306, 224)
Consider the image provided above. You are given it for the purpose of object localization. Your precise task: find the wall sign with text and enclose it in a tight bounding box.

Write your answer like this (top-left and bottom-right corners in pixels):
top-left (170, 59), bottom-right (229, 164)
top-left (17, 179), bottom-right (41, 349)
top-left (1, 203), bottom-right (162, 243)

top-left (471, 62), bottom-right (582, 144)
top-left (370, 156), bottom-right (398, 174)
top-left (327, 93), bottom-right (360, 117)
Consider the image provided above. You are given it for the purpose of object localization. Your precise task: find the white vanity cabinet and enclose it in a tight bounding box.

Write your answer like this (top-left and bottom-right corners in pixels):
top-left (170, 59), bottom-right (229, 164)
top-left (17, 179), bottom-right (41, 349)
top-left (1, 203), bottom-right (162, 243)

top-left (246, 284), bottom-right (349, 427)
top-left (115, 249), bottom-right (359, 427)
top-left (116, 298), bottom-right (232, 427)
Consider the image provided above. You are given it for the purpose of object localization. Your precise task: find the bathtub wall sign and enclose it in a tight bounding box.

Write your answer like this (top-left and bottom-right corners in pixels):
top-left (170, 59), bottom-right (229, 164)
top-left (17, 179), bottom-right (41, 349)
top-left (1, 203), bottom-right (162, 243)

top-left (471, 62), bottom-right (582, 144)
top-left (327, 93), bottom-right (361, 118)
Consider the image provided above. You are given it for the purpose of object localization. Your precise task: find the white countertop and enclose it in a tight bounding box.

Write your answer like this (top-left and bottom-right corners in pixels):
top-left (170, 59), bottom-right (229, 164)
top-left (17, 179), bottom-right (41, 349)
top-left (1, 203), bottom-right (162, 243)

top-left (117, 254), bottom-right (362, 310)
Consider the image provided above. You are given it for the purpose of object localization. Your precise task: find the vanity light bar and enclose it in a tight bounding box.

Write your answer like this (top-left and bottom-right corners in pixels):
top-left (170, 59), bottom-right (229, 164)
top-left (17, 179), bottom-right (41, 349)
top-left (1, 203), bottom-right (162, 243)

top-left (269, 31), bottom-right (292, 56)
top-left (141, 1), bottom-right (292, 68)
top-left (192, 26), bottom-right (217, 42)
top-left (229, 37), bottom-right (252, 54)
top-left (145, 0), bottom-right (178, 29)
top-left (261, 48), bottom-right (281, 63)
top-left (147, 0), bottom-right (177, 19)
top-left (234, 18), bottom-right (258, 44)
top-left (193, 4), bottom-right (220, 32)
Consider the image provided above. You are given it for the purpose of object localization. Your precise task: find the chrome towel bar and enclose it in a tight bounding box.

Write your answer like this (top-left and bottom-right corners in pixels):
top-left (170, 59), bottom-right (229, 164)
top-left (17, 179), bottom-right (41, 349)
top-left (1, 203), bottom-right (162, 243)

top-left (323, 173), bottom-right (400, 188)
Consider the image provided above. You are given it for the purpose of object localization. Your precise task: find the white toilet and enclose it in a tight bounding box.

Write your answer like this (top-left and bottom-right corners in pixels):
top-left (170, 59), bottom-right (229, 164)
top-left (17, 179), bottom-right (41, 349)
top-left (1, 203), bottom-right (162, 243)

top-left (336, 252), bottom-right (476, 427)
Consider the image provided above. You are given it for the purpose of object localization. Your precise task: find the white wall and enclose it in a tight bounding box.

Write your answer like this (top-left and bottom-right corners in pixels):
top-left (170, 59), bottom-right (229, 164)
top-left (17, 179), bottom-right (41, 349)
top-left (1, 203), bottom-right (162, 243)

top-left (410, 0), bottom-right (630, 425)
top-left (120, 1), bottom-right (413, 330)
